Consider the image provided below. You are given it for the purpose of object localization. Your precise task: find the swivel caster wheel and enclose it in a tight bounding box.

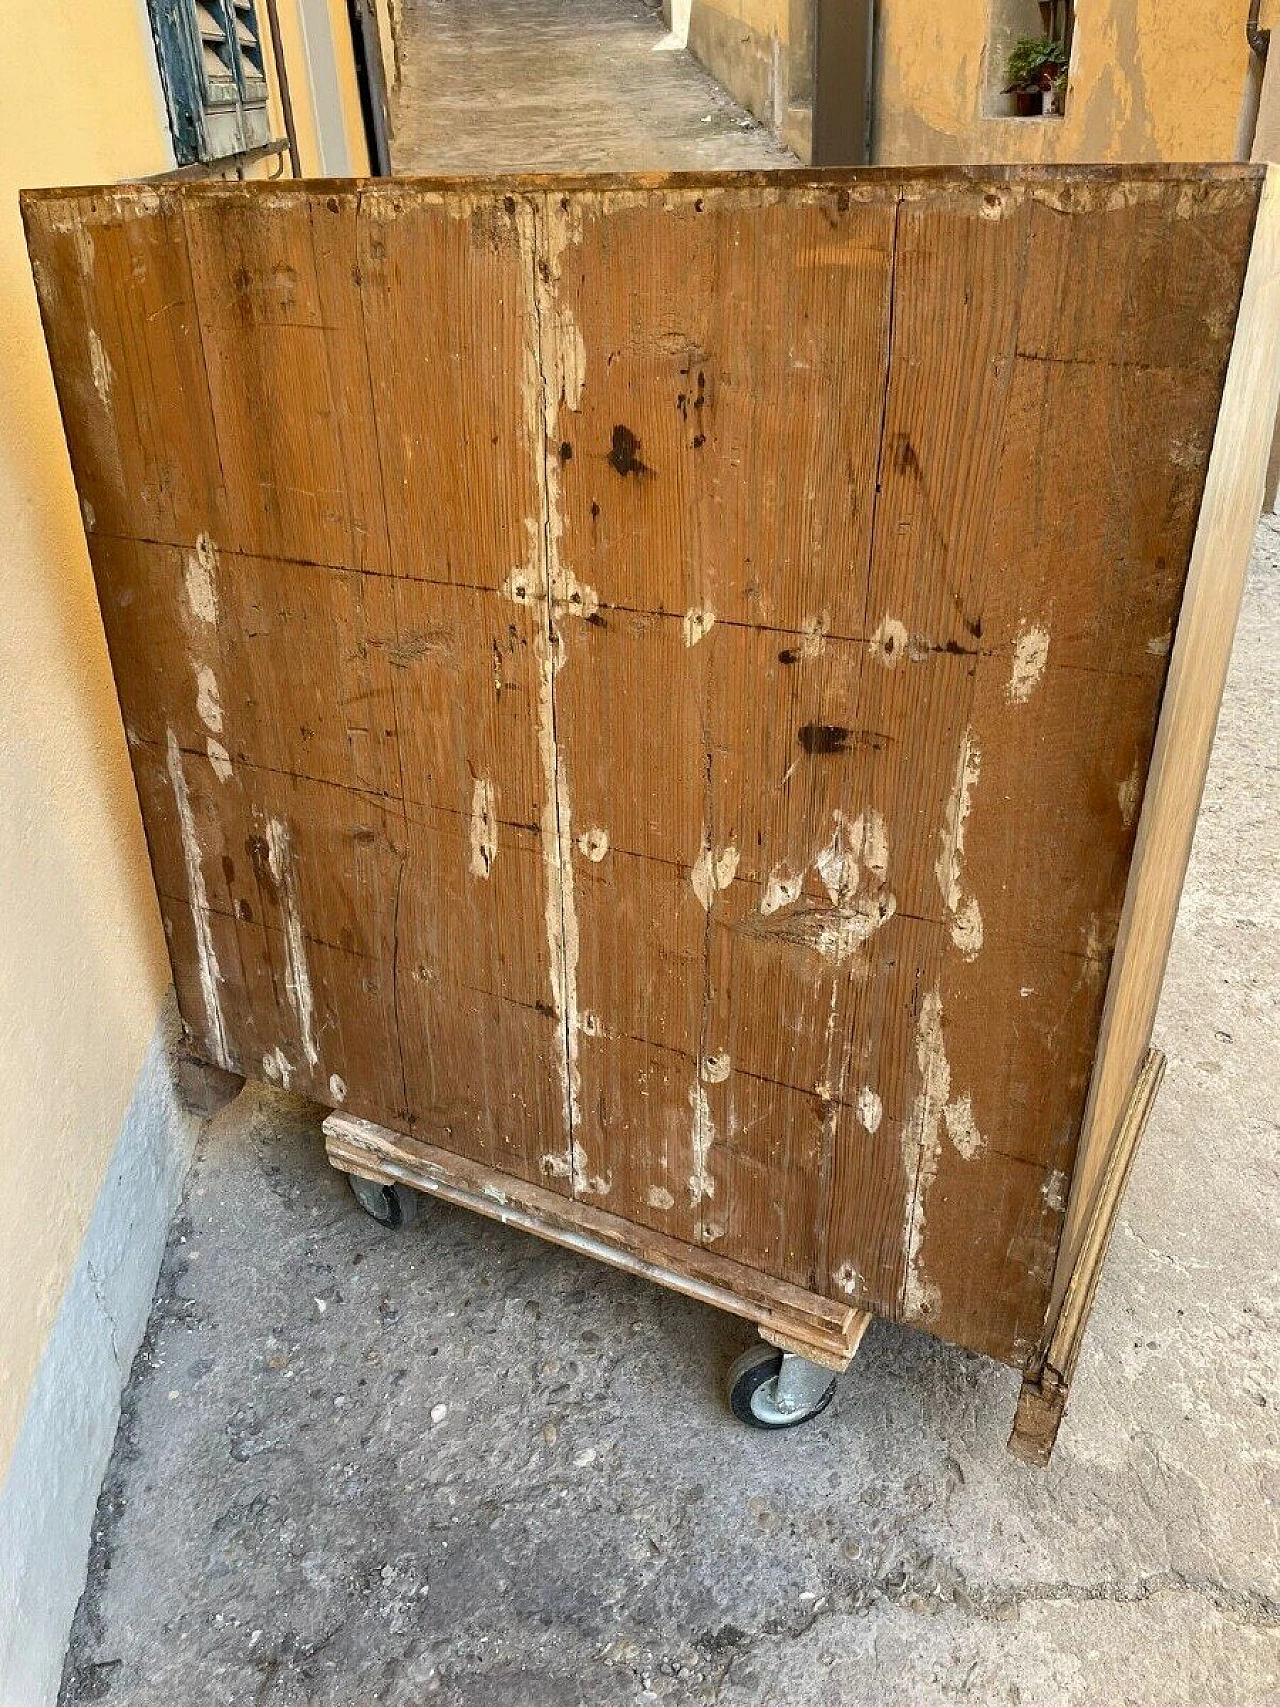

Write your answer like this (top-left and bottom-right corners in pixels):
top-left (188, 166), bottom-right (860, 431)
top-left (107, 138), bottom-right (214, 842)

top-left (347, 1171), bottom-right (419, 1229)
top-left (727, 1343), bottom-right (837, 1429)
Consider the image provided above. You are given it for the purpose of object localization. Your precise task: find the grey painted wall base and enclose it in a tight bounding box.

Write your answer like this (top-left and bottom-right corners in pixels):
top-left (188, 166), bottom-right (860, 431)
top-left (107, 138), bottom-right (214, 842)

top-left (0, 995), bottom-right (200, 1707)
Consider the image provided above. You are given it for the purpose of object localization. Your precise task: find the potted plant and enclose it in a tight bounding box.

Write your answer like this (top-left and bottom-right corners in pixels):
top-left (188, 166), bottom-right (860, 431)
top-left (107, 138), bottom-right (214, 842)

top-left (1005, 36), bottom-right (1068, 116)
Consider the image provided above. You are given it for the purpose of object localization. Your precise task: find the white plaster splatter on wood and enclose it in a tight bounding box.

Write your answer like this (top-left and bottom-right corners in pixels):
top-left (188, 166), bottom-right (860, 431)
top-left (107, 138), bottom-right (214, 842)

top-left (88, 328), bottom-right (113, 404)
top-left (576, 1144), bottom-right (611, 1196)
top-left (543, 1141), bottom-right (609, 1197)
top-left (265, 817), bottom-right (319, 1070)
top-left (869, 613), bottom-right (909, 667)
top-left (183, 534), bottom-right (219, 627)
top-left (691, 839), bottom-right (739, 911)
top-left (1041, 1170), bottom-right (1068, 1213)
top-left (1082, 914), bottom-right (1109, 981)
top-left (468, 777), bottom-right (498, 879)
top-left (902, 987), bottom-right (948, 1321)
top-left (559, 573), bottom-right (599, 621)
top-left (766, 809), bottom-right (897, 962)
top-left (701, 1050), bottom-right (731, 1084)
top-left (539, 195), bottom-right (586, 419)
top-left (688, 1081), bottom-right (716, 1206)
top-left (329, 1074), bottom-right (347, 1103)
top-left (760, 861), bottom-right (803, 916)
top-left (814, 808), bottom-right (888, 905)
top-left (935, 730), bottom-right (983, 960)
top-left (205, 737), bottom-right (233, 783)
top-left (814, 812), bottom-right (860, 904)
top-left (261, 1047), bottom-right (293, 1089)
top-left (1147, 631), bottom-right (1172, 657)
top-left (1118, 755), bottom-right (1143, 828)
top-left (682, 605), bottom-right (715, 647)
top-left (577, 827), bottom-right (609, 862)
top-left (809, 893), bottom-right (897, 963)
top-left (856, 1086), bottom-right (883, 1133)
top-left (799, 613), bottom-right (829, 657)
top-left (1007, 623), bottom-right (1050, 703)
top-left (832, 1262), bottom-right (864, 1296)
top-left (166, 729), bottom-right (231, 1068)
top-left (516, 198), bottom-right (587, 1187)
top-left (194, 664), bottom-right (223, 735)
top-left (646, 1184), bottom-right (675, 1211)
top-left (500, 567), bottom-right (536, 605)
top-left (943, 1091), bottom-right (984, 1159)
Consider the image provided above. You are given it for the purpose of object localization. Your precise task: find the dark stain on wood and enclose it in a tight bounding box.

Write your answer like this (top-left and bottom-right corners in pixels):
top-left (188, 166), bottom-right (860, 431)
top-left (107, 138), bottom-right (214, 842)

top-left (607, 424), bottom-right (651, 478)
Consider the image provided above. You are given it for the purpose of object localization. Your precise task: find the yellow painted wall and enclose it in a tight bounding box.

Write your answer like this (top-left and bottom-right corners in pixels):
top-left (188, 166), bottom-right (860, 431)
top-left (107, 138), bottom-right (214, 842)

top-left (0, 0), bottom-right (366, 1487)
top-left (876, 0), bottom-right (1262, 164)
top-left (684, 0), bottom-right (1271, 165)
top-left (684, 0), bottom-right (812, 154)
top-left (259, 0), bottom-right (371, 176)
top-left (325, 0), bottom-right (375, 174)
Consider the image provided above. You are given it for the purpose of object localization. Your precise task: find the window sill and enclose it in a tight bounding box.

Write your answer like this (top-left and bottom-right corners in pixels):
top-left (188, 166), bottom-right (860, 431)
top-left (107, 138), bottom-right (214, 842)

top-left (141, 139), bottom-right (291, 183)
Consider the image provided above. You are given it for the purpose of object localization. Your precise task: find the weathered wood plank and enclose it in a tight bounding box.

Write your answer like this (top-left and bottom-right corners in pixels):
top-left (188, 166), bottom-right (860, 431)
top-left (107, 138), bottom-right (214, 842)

top-left (21, 167), bottom-right (1267, 1378)
top-left (1051, 164), bottom-right (1280, 1327)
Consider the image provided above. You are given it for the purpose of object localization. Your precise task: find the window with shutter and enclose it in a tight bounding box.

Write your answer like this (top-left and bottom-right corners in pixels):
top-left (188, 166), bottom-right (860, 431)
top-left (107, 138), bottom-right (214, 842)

top-left (148, 0), bottom-right (272, 166)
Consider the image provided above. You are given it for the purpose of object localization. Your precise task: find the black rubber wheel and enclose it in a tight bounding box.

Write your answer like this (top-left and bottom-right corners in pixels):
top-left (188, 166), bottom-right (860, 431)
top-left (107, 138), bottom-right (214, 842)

top-left (347, 1172), bottom-right (419, 1228)
top-left (727, 1344), bottom-right (836, 1430)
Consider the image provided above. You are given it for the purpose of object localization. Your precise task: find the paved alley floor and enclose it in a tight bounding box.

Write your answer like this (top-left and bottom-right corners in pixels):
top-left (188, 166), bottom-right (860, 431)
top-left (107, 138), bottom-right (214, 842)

top-left (59, 521), bottom-right (1280, 1705)
top-left (389, 0), bottom-right (794, 173)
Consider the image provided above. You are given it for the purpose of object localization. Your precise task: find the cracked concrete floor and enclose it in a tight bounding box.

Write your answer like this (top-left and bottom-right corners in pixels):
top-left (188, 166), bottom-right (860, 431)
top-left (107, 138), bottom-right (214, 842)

top-left (59, 524), bottom-right (1280, 1705)
top-left (389, 0), bottom-right (795, 175)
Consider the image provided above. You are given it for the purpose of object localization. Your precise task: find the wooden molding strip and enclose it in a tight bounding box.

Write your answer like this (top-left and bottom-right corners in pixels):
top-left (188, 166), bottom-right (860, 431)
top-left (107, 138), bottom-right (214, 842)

top-left (324, 1112), bottom-right (866, 1370)
top-left (1050, 163), bottom-right (1280, 1327)
top-left (1010, 1047), bottom-right (1166, 1466)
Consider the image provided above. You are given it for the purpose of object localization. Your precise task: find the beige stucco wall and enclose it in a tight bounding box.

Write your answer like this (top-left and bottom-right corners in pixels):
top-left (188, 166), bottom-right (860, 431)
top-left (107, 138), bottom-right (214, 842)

top-left (683, 0), bottom-right (813, 155)
top-left (683, 0), bottom-right (1273, 166)
top-left (0, 0), bottom-right (366, 1488)
top-left (876, 0), bottom-right (1265, 164)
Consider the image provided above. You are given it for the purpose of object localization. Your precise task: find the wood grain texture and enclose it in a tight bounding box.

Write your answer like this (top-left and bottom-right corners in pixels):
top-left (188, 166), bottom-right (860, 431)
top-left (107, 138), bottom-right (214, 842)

top-left (1050, 164), bottom-right (1280, 1327)
top-left (1010, 1047), bottom-right (1166, 1466)
top-left (22, 166), bottom-right (1265, 1371)
top-left (323, 1109), bottom-right (863, 1367)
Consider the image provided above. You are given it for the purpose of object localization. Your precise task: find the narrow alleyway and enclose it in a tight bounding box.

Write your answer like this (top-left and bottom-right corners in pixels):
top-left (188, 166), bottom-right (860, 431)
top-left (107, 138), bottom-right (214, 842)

top-left (390, 0), bottom-right (794, 173)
